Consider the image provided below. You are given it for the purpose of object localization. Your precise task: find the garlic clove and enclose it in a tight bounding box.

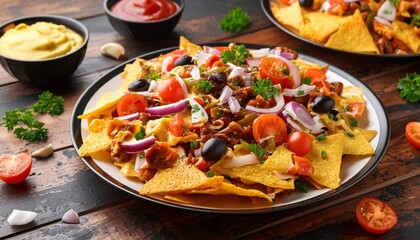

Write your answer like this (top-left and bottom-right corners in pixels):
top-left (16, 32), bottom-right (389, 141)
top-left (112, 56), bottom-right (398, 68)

top-left (100, 42), bottom-right (125, 60)
top-left (62, 209), bottom-right (80, 224)
top-left (31, 143), bottom-right (54, 158)
top-left (7, 209), bottom-right (37, 226)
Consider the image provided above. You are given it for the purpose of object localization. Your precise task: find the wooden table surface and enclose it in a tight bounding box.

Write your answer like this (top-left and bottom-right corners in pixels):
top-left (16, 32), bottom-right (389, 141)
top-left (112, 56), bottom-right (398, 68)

top-left (1, 0), bottom-right (419, 239)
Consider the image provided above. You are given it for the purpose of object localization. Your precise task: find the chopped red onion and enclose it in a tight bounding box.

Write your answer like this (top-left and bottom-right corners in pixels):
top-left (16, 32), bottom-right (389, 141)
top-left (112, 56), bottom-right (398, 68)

top-left (228, 67), bottom-right (244, 80)
top-left (283, 101), bottom-right (315, 129)
top-left (226, 62), bottom-right (237, 68)
top-left (377, 0), bottom-right (396, 21)
top-left (283, 84), bottom-right (316, 97)
top-left (148, 80), bottom-right (157, 92)
top-left (223, 153), bottom-right (259, 168)
top-left (245, 94), bottom-right (285, 114)
top-left (189, 98), bottom-right (208, 123)
top-left (7, 209), bottom-right (37, 226)
top-left (194, 51), bottom-right (211, 66)
top-left (145, 99), bottom-right (188, 116)
top-left (219, 85), bottom-right (233, 105)
top-left (250, 48), bottom-right (270, 58)
top-left (115, 112), bottom-right (139, 121)
top-left (272, 170), bottom-right (296, 180)
top-left (243, 73), bottom-right (251, 87)
top-left (189, 65), bottom-right (201, 80)
top-left (134, 154), bottom-right (147, 172)
top-left (62, 209), bottom-right (80, 224)
top-left (120, 135), bottom-right (155, 154)
top-left (374, 16), bottom-right (392, 27)
top-left (194, 148), bottom-right (202, 157)
top-left (246, 58), bottom-right (260, 68)
top-left (203, 46), bottom-right (221, 55)
top-left (228, 97), bottom-right (241, 113)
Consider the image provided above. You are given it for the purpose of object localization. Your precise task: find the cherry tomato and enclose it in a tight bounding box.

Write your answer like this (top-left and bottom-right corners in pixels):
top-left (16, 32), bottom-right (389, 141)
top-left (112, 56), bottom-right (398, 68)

top-left (161, 55), bottom-right (181, 72)
top-left (205, 54), bottom-right (220, 68)
top-left (259, 57), bottom-right (293, 89)
top-left (195, 158), bottom-right (210, 171)
top-left (347, 102), bottom-right (365, 118)
top-left (0, 151), bottom-right (32, 184)
top-left (405, 122), bottom-right (420, 149)
top-left (303, 68), bottom-right (327, 84)
top-left (288, 155), bottom-right (314, 176)
top-left (169, 113), bottom-right (186, 137)
top-left (157, 78), bottom-right (186, 103)
top-left (277, 0), bottom-right (293, 6)
top-left (116, 94), bottom-right (148, 116)
top-left (355, 197), bottom-right (398, 234)
top-left (252, 114), bottom-right (287, 146)
top-left (286, 131), bottom-right (313, 157)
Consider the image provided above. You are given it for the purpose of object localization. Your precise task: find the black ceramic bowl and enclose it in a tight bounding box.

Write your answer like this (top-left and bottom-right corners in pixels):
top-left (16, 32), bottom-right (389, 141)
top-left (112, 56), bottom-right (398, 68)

top-left (104, 0), bottom-right (184, 41)
top-left (0, 15), bottom-right (89, 85)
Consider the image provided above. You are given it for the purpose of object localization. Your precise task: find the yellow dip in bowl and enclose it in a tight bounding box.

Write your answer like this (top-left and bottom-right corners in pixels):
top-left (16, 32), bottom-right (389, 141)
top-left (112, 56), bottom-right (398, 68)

top-left (0, 21), bottom-right (83, 60)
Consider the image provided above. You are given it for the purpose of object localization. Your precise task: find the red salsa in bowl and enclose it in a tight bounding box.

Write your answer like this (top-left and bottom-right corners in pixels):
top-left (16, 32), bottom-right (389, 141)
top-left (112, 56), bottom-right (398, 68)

top-left (111, 0), bottom-right (179, 22)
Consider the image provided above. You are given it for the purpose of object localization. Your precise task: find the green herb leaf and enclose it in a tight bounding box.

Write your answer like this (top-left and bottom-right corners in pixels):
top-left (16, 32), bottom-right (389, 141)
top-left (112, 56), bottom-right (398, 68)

top-left (251, 78), bottom-right (280, 100)
top-left (134, 127), bottom-right (146, 140)
top-left (389, 0), bottom-right (400, 6)
top-left (1, 108), bottom-right (48, 142)
top-left (145, 70), bottom-right (160, 80)
top-left (190, 140), bottom-right (199, 149)
top-left (316, 134), bottom-right (326, 141)
top-left (294, 179), bottom-right (309, 193)
top-left (346, 132), bottom-right (355, 138)
top-left (219, 7), bottom-right (251, 33)
top-left (397, 72), bottom-right (420, 103)
top-left (350, 118), bottom-right (358, 127)
top-left (321, 150), bottom-right (327, 159)
top-left (411, 13), bottom-right (420, 27)
top-left (303, 77), bottom-right (311, 85)
top-left (248, 143), bottom-right (268, 159)
top-left (31, 91), bottom-right (64, 115)
top-left (207, 170), bottom-right (215, 178)
top-left (196, 79), bottom-right (213, 93)
top-left (220, 44), bottom-right (250, 66)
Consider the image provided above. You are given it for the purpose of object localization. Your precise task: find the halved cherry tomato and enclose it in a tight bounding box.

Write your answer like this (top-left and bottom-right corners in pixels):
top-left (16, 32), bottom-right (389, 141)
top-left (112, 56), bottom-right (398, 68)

top-left (286, 131), bottom-right (313, 157)
top-left (252, 114), bottom-right (287, 146)
top-left (169, 113), bottom-right (186, 137)
top-left (161, 55), bottom-right (181, 72)
top-left (347, 102), bottom-right (365, 118)
top-left (304, 68), bottom-right (330, 94)
top-left (195, 157), bottom-right (209, 171)
top-left (355, 197), bottom-right (398, 234)
top-left (405, 122), bottom-right (420, 149)
top-left (117, 94), bottom-right (148, 116)
top-left (259, 57), bottom-right (293, 89)
top-left (276, 0), bottom-right (293, 6)
top-left (288, 155), bottom-right (314, 176)
top-left (157, 78), bottom-right (186, 103)
top-left (0, 151), bottom-right (32, 184)
top-left (206, 54), bottom-right (220, 68)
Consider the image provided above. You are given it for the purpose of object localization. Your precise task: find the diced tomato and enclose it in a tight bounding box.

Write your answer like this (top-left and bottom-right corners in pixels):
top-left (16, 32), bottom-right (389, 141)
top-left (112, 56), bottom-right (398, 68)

top-left (252, 114), bottom-right (287, 146)
top-left (157, 78), bottom-right (186, 103)
top-left (206, 54), bottom-right (220, 68)
top-left (276, 0), bottom-right (293, 6)
top-left (195, 157), bottom-right (210, 171)
top-left (0, 151), bottom-right (32, 184)
top-left (286, 131), bottom-right (313, 157)
top-left (169, 113), bottom-right (186, 137)
top-left (347, 102), bottom-right (365, 118)
top-left (304, 68), bottom-right (330, 94)
top-left (162, 55), bottom-right (181, 72)
top-left (288, 155), bottom-right (314, 176)
top-left (327, 0), bottom-right (348, 15)
top-left (405, 122), bottom-right (420, 149)
top-left (116, 94), bottom-right (148, 116)
top-left (356, 197), bottom-right (398, 234)
top-left (259, 57), bottom-right (293, 89)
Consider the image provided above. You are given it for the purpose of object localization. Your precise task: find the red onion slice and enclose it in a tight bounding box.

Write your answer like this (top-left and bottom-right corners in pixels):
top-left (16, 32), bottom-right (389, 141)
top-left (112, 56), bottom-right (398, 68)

top-left (7, 209), bottom-right (37, 226)
top-left (189, 65), bottom-right (201, 80)
top-left (283, 101), bottom-right (315, 129)
top-left (223, 153), bottom-right (259, 168)
top-left (219, 85), bottom-right (233, 105)
top-left (245, 94), bottom-right (285, 114)
top-left (62, 209), bottom-right (80, 224)
top-left (120, 135), bottom-right (155, 154)
top-left (228, 97), bottom-right (241, 113)
top-left (145, 99), bottom-right (188, 116)
top-left (115, 112), bottom-right (139, 121)
top-left (228, 67), bottom-right (245, 80)
top-left (283, 84), bottom-right (316, 97)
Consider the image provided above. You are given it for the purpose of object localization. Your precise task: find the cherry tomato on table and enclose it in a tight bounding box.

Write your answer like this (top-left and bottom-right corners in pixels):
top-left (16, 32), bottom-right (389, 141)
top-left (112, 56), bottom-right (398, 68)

top-left (117, 94), bottom-right (148, 116)
top-left (355, 197), bottom-right (398, 234)
top-left (286, 131), bottom-right (313, 157)
top-left (0, 151), bottom-right (32, 184)
top-left (157, 78), bottom-right (186, 103)
top-left (252, 114), bottom-right (287, 146)
top-left (169, 113), bottom-right (186, 137)
top-left (259, 57), bottom-right (293, 89)
top-left (405, 122), bottom-right (420, 149)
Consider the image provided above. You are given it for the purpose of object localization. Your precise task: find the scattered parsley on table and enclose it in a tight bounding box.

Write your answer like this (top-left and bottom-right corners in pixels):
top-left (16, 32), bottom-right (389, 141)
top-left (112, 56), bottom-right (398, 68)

top-left (397, 72), bottom-right (420, 103)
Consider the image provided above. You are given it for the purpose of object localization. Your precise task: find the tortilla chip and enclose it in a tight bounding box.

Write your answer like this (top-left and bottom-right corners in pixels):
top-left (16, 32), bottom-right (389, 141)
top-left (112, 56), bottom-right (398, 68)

top-left (271, 1), bottom-right (304, 32)
top-left (262, 145), bottom-right (293, 173)
top-left (163, 194), bottom-right (208, 204)
top-left (306, 133), bottom-right (346, 189)
top-left (140, 161), bottom-right (224, 195)
top-left (145, 118), bottom-right (172, 141)
top-left (78, 131), bottom-right (112, 157)
top-left (357, 128), bottom-right (378, 142)
top-left (179, 36), bottom-right (203, 56)
top-left (210, 154), bottom-right (295, 189)
top-left (325, 10), bottom-right (379, 54)
top-left (343, 128), bottom-right (375, 155)
top-left (78, 92), bottom-right (123, 119)
top-left (392, 21), bottom-right (420, 53)
top-left (114, 160), bottom-right (139, 178)
top-left (119, 58), bottom-right (148, 91)
top-left (301, 12), bottom-right (348, 43)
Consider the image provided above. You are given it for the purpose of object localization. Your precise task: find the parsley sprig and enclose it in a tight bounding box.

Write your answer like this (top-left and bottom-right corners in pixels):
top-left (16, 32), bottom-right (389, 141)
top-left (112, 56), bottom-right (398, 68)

top-left (220, 44), bottom-right (250, 66)
top-left (397, 72), bottom-right (420, 103)
top-left (251, 78), bottom-right (280, 100)
top-left (145, 69), bottom-right (160, 81)
top-left (196, 79), bottom-right (213, 93)
top-left (219, 7), bottom-right (251, 33)
top-left (411, 13), bottom-right (420, 27)
top-left (0, 91), bottom-right (64, 142)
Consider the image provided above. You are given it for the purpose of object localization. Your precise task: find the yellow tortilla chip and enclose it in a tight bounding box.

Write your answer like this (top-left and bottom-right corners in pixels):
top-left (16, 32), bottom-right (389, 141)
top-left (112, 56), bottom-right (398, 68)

top-left (145, 118), bottom-right (172, 141)
top-left (357, 128), bottom-right (378, 142)
top-left (271, 1), bottom-right (304, 32)
top-left (119, 58), bottom-right (148, 91)
top-left (262, 145), bottom-right (293, 173)
top-left (179, 36), bottom-right (203, 56)
top-left (392, 21), bottom-right (420, 53)
top-left (325, 10), bottom-right (379, 54)
top-left (114, 160), bottom-right (139, 178)
top-left (342, 128), bottom-right (375, 155)
top-left (78, 92), bottom-right (123, 119)
top-left (306, 133), bottom-right (345, 189)
top-left (301, 12), bottom-right (348, 43)
top-left (78, 131), bottom-right (112, 157)
top-left (210, 153), bottom-right (295, 189)
top-left (140, 161), bottom-right (224, 195)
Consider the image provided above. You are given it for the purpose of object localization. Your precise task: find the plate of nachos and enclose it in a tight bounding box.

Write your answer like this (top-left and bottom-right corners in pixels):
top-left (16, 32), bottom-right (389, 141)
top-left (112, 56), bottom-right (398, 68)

top-left (261, 0), bottom-right (420, 56)
top-left (70, 37), bottom-right (389, 213)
